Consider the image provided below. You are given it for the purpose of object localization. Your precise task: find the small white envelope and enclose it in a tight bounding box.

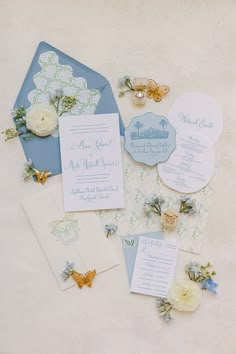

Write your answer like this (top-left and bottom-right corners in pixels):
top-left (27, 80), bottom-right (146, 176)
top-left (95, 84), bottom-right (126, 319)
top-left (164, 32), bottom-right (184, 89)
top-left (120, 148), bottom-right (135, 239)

top-left (21, 184), bottom-right (119, 290)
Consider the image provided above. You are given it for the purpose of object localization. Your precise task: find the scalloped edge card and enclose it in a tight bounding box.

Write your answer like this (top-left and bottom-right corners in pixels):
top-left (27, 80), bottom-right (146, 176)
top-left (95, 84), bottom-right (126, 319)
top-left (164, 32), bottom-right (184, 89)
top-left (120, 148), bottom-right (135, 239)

top-left (158, 133), bottom-right (216, 193)
top-left (124, 112), bottom-right (176, 166)
top-left (167, 92), bottom-right (223, 146)
top-left (13, 42), bottom-right (124, 176)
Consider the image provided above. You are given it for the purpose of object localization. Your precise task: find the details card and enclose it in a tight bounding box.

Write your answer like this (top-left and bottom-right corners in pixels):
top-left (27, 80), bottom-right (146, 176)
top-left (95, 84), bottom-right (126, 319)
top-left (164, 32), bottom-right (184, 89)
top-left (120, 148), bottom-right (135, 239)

top-left (130, 237), bottom-right (178, 298)
top-left (59, 113), bottom-right (125, 212)
top-left (124, 112), bottom-right (176, 166)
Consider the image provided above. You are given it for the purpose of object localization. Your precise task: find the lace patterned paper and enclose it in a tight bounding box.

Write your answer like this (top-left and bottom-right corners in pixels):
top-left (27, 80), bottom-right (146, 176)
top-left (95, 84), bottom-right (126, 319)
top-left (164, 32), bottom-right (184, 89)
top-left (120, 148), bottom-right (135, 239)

top-left (97, 138), bottom-right (217, 254)
top-left (28, 51), bottom-right (101, 121)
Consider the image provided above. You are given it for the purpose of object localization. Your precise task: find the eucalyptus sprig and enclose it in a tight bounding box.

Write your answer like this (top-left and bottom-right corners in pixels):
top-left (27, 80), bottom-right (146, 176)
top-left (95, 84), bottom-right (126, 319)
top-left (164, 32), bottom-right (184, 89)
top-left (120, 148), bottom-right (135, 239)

top-left (49, 89), bottom-right (77, 116)
top-left (156, 298), bottom-right (173, 322)
top-left (119, 76), bottom-right (135, 97)
top-left (11, 105), bottom-right (35, 140)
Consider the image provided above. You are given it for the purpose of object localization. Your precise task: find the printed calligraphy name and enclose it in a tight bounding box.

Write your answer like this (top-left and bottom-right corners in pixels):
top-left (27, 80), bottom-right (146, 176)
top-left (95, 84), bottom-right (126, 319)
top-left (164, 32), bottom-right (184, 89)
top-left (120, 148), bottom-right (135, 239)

top-left (178, 112), bottom-right (214, 129)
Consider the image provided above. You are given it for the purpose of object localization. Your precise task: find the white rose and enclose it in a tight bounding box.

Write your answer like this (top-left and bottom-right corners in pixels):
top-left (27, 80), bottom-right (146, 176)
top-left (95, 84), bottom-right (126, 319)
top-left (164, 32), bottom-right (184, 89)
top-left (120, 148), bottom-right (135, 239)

top-left (26, 104), bottom-right (58, 137)
top-left (168, 278), bottom-right (202, 312)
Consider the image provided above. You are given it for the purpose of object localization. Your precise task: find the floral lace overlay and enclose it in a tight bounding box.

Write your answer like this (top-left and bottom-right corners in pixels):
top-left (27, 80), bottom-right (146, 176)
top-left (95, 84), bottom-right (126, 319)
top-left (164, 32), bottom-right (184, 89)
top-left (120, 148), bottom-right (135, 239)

top-left (97, 138), bottom-right (217, 254)
top-left (28, 51), bottom-right (101, 120)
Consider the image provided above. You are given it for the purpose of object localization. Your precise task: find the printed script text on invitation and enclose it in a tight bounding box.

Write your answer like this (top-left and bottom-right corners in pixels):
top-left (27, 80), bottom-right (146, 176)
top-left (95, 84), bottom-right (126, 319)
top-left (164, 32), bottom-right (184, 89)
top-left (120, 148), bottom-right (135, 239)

top-left (59, 114), bottom-right (125, 211)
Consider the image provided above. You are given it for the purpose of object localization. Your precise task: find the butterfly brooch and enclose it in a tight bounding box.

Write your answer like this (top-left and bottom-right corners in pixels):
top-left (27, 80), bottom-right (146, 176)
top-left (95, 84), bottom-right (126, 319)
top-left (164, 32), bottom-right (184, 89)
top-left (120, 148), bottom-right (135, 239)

top-left (61, 261), bottom-right (96, 289)
top-left (22, 159), bottom-right (51, 185)
top-left (119, 76), bottom-right (170, 105)
top-left (33, 169), bottom-right (52, 185)
top-left (146, 79), bottom-right (170, 102)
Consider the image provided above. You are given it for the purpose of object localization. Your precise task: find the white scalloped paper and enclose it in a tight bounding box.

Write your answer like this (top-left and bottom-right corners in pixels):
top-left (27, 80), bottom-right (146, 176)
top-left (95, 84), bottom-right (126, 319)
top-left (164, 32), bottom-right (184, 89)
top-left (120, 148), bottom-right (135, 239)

top-left (27, 51), bottom-right (101, 121)
top-left (97, 138), bottom-right (218, 254)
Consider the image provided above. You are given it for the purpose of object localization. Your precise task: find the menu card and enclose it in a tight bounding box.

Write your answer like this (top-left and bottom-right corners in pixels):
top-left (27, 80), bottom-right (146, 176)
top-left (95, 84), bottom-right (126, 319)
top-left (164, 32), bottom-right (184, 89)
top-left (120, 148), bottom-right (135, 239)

top-left (130, 237), bottom-right (178, 297)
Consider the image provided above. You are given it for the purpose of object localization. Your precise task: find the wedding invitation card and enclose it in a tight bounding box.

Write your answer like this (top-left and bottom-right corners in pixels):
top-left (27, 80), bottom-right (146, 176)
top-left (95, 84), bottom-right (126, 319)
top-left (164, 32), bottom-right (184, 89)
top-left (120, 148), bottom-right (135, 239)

top-left (13, 42), bottom-right (124, 177)
top-left (59, 113), bottom-right (125, 212)
top-left (130, 237), bottom-right (178, 297)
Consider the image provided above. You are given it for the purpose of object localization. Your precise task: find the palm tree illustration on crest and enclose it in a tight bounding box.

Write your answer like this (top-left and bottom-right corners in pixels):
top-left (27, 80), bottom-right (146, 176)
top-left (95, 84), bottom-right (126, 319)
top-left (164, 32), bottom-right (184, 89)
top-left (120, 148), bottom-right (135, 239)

top-left (134, 121), bottom-right (143, 137)
top-left (159, 119), bottom-right (167, 131)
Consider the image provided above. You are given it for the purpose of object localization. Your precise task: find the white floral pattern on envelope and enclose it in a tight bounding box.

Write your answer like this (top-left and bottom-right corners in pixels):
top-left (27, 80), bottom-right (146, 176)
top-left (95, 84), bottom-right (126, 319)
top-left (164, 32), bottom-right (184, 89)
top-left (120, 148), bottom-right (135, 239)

top-left (28, 51), bottom-right (101, 121)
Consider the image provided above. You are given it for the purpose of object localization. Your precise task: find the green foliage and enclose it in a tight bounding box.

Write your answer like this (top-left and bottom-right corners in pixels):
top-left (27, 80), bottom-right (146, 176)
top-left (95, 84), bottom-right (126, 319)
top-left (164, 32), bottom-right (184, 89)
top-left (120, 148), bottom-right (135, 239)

top-left (49, 89), bottom-right (77, 116)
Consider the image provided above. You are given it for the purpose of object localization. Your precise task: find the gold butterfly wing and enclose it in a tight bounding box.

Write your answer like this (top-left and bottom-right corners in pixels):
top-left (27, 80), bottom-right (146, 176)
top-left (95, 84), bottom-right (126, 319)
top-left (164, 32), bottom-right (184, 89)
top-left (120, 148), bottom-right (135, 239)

top-left (146, 79), bottom-right (158, 99)
top-left (85, 270), bottom-right (97, 288)
top-left (72, 272), bottom-right (86, 288)
top-left (40, 172), bottom-right (52, 185)
top-left (153, 85), bottom-right (170, 102)
top-left (33, 168), bottom-right (42, 183)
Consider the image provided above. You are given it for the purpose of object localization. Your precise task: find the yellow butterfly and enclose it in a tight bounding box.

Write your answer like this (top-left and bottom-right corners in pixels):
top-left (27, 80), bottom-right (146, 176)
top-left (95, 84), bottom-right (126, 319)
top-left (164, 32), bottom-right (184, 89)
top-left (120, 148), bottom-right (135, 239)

top-left (71, 269), bottom-right (97, 288)
top-left (33, 169), bottom-right (52, 185)
top-left (146, 79), bottom-right (170, 102)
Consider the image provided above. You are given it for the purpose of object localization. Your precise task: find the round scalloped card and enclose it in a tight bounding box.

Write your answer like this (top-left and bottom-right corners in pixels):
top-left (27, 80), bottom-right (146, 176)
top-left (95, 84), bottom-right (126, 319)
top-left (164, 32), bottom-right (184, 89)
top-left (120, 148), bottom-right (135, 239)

top-left (167, 92), bottom-right (223, 146)
top-left (124, 112), bottom-right (176, 166)
top-left (158, 133), bottom-right (216, 193)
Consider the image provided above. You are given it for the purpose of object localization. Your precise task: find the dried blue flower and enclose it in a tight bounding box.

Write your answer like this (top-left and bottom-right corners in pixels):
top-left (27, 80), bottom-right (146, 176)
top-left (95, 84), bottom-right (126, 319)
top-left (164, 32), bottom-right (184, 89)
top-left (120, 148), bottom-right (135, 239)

top-left (119, 76), bottom-right (131, 87)
top-left (186, 261), bottom-right (217, 293)
top-left (22, 158), bottom-right (35, 180)
top-left (143, 196), bottom-right (164, 216)
top-left (179, 195), bottom-right (190, 202)
top-left (54, 88), bottom-right (63, 99)
top-left (49, 89), bottom-right (77, 116)
top-left (179, 196), bottom-right (196, 215)
top-left (118, 76), bottom-right (134, 97)
top-left (61, 261), bottom-right (75, 281)
top-left (105, 224), bottom-right (118, 238)
top-left (201, 278), bottom-right (218, 294)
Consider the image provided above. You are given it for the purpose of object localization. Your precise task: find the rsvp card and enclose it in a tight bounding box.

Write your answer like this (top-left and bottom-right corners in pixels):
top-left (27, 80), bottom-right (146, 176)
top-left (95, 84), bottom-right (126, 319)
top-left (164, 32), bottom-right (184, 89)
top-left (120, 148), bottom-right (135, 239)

top-left (59, 114), bottom-right (125, 212)
top-left (130, 237), bottom-right (178, 297)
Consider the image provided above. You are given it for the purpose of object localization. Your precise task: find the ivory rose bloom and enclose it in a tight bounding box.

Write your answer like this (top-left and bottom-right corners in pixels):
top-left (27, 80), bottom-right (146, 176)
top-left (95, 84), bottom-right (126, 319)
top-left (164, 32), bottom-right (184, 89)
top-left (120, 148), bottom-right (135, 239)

top-left (168, 279), bottom-right (202, 312)
top-left (26, 104), bottom-right (58, 137)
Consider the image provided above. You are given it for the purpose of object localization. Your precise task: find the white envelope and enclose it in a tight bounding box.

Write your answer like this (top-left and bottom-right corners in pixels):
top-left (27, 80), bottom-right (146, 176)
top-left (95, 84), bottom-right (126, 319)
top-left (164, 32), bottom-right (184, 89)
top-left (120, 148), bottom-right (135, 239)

top-left (21, 184), bottom-right (119, 290)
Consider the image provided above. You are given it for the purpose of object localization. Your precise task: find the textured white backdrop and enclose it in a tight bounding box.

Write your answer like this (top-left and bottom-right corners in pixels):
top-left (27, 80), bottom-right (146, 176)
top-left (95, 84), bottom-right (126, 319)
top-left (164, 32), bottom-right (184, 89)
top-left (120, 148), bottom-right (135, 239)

top-left (0, 1), bottom-right (236, 353)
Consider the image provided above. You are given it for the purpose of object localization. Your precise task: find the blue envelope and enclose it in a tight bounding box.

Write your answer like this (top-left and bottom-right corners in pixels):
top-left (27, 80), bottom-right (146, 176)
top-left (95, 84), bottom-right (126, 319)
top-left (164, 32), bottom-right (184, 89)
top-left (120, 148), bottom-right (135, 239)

top-left (122, 231), bottom-right (164, 287)
top-left (14, 41), bottom-right (124, 176)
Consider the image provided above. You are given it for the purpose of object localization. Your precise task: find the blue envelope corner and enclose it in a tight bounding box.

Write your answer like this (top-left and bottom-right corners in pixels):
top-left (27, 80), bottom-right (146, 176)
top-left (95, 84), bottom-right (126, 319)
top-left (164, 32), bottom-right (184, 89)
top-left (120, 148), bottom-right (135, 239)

top-left (122, 231), bottom-right (164, 287)
top-left (14, 41), bottom-right (124, 176)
